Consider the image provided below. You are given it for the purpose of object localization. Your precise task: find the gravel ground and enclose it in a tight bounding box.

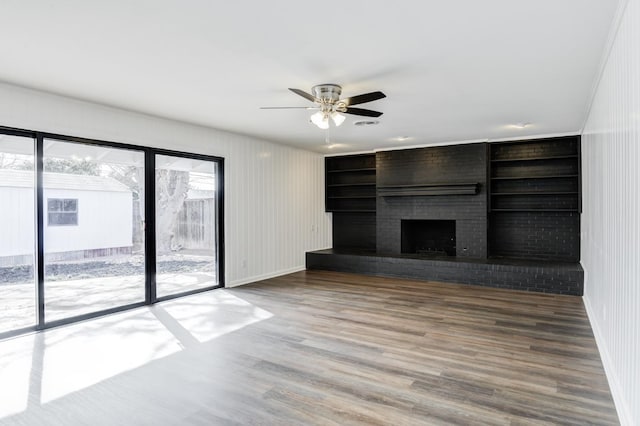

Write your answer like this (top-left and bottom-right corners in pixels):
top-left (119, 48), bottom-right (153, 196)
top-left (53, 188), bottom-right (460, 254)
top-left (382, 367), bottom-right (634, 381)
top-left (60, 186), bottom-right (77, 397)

top-left (0, 258), bottom-right (213, 284)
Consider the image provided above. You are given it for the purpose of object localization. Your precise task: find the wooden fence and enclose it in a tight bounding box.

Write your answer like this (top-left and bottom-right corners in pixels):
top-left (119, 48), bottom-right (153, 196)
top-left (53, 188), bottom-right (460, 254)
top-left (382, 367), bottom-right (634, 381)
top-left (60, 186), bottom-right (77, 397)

top-left (132, 198), bottom-right (216, 251)
top-left (176, 198), bottom-right (216, 250)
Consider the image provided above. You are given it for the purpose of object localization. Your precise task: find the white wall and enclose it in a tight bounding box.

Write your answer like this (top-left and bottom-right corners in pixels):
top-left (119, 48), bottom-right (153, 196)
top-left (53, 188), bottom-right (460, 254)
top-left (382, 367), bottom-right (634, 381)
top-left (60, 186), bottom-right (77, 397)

top-left (0, 187), bottom-right (131, 256)
top-left (44, 189), bottom-right (132, 253)
top-left (0, 187), bottom-right (34, 257)
top-left (0, 81), bottom-right (332, 286)
top-left (581, 0), bottom-right (640, 424)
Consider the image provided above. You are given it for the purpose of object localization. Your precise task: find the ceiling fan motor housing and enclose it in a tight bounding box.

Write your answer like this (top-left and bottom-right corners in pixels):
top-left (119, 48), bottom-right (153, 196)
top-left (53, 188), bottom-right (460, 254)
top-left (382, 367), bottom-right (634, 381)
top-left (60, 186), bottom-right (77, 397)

top-left (312, 84), bottom-right (342, 104)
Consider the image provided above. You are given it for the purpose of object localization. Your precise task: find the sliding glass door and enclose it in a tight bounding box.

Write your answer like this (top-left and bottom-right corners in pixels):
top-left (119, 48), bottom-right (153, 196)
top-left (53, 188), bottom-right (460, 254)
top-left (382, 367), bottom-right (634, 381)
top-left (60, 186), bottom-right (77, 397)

top-left (155, 154), bottom-right (220, 299)
top-left (43, 139), bottom-right (146, 322)
top-left (0, 134), bottom-right (36, 334)
top-left (0, 128), bottom-right (224, 336)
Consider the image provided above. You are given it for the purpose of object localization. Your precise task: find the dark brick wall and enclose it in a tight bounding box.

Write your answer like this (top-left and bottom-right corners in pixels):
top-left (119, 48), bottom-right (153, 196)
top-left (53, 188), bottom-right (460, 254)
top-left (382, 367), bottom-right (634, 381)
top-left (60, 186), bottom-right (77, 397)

top-left (317, 137), bottom-right (584, 295)
top-left (376, 143), bottom-right (487, 258)
top-left (307, 250), bottom-right (584, 295)
top-left (489, 212), bottom-right (580, 261)
top-left (332, 213), bottom-right (376, 250)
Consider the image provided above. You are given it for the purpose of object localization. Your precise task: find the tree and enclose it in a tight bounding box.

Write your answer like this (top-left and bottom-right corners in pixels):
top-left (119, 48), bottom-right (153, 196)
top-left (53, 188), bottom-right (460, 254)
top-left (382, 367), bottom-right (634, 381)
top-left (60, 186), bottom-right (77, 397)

top-left (106, 165), bottom-right (190, 255)
top-left (44, 158), bottom-right (100, 175)
top-left (0, 153), bottom-right (33, 170)
top-left (155, 169), bottom-right (190, 254)
top-left (1, 157), bottom-right (100, 175)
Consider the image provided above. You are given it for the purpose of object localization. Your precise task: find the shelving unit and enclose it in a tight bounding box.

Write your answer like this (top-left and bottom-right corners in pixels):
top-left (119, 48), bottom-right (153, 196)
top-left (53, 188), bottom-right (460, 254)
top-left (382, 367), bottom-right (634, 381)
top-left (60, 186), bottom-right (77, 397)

top-left (490, 174), bottom-right (578, 180)
top-left (325, 154), bottom-right (377, 250)
top-left (327, 167), bottom-right (376, 173)
top-left (325, 154), bottom-right (377, 213)
top-left (488, 136), bottom-right (581, 261)
top-left (491, 209), bottom-right (577, 212)
top-left (489, 139), bottom-right (581, 212)
top-left (327, 183), bottom-right (376, 187)
top-left (490, 154), bottom-right (578, 163)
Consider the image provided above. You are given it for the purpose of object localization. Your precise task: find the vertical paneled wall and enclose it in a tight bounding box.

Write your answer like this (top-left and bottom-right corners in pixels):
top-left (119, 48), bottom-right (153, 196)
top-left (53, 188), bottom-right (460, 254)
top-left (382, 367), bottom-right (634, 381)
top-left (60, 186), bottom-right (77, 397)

top-left (229, 138), bottom-right (330, 285)
top-left (0, 82), bottom-right (331, 288)
top-left (581, 0), bottom-right (640, 424)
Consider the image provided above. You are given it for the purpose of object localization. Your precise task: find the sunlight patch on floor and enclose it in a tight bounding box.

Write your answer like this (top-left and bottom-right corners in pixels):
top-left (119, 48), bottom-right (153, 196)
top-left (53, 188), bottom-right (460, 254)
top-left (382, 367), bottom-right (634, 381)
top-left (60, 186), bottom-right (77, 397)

top-left (157, 291), bottom-right (273, 344)
top-left (0, 335), bottom-right (34, 418)
top-left (40, 309), bottom-right (182, 404)
top-left (0, 289), bottom-right (272, 419)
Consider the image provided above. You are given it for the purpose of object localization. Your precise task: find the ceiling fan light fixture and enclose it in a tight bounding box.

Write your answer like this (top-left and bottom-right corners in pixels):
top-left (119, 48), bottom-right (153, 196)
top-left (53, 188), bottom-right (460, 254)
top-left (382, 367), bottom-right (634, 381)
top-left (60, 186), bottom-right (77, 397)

top-left (310, 111), bottom-right (325, 126)
top-left (310, 111), bottom-right (330, 129)
top-left (331, 112), bottom-right (346, 127)
top-left (318, 118), bottom-right (329, 130)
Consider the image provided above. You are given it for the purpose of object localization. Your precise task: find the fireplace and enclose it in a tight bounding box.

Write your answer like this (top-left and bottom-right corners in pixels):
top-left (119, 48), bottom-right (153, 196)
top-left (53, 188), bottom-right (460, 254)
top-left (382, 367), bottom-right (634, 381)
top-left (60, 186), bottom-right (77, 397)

top-left (401, 220), bottom-right (456, 256)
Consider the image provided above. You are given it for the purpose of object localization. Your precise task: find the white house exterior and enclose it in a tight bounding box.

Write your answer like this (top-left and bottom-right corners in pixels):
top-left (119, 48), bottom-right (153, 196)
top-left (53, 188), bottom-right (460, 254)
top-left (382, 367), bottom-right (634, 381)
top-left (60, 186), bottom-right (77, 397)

top-left (0, 169), bottom-right (133, 265)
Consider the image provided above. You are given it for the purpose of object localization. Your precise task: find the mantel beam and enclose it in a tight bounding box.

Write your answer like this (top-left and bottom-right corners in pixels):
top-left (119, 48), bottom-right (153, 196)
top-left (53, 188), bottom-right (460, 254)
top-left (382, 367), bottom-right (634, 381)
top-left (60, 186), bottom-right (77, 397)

top-left (377, 183), bottom-right (479, 197)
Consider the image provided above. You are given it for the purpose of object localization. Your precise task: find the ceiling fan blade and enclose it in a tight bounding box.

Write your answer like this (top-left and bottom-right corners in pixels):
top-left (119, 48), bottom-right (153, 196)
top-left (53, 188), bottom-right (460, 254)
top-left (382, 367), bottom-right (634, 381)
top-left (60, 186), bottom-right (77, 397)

top-left (342, 91), bottom-right (386, 106)
top-left (344, 107), bottom-right (383, 117)
top-left (259, 106), bottom-right (316, 109)
top-left (288, 88), bottom-right (317, 103)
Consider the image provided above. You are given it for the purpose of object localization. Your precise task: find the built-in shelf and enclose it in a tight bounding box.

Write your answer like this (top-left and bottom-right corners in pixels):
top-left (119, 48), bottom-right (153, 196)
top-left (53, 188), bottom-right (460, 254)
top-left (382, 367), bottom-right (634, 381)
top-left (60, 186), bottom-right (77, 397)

top-left (328, 196), bottom-right (376, 199)
top-left (491, 174), bottom-right (579, 181)
top-left (491, 154), bottom-right (578, 163)
top-left (326, 209), bottom-right (376, 213)
top-left (488, 136), bottom-right (582, 260)
top-left (492, 192), bottom-right (578, 196)
top-left (327, 183), bottom-right (376, 187)
top-left (492, 208), bottom-right (578, 212)
top-left (325, 154), bottom-right (377, 220)
top-left (327, 168), bottom-right (376, 173)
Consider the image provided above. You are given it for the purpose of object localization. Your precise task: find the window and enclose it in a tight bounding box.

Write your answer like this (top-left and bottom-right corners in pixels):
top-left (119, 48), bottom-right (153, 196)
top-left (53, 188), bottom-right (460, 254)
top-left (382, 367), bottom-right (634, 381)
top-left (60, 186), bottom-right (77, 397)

top-left (155, 154), bottom-right (220, 299)
top-left (47, 198), bottom-right (78, 226)
top-left (0, 127), bottom-right (223, 338)
top-left (44, 140), bottom-right (146, 322)
top-left (0, 133), bottom-right (36, 335)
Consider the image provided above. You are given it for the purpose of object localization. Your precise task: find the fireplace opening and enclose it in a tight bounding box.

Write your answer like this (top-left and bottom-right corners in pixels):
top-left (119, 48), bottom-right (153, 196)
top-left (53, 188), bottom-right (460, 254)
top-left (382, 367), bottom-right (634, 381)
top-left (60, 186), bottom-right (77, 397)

top-left (401, 220), bottom-right (456, 256)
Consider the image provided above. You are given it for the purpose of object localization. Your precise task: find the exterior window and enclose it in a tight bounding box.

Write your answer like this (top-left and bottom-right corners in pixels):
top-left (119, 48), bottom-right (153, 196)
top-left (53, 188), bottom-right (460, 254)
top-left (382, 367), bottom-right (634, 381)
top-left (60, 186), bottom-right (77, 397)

top-left (48, 198), bottom-right (78, 226)
top-left (1, 131), bottom-right (223, 337)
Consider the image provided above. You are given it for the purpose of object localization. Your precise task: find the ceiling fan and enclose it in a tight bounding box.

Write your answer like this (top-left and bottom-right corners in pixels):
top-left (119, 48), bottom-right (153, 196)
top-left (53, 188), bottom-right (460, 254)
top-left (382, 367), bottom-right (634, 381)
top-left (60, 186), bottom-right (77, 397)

top-left (261, 84), bottom-right (386, 129)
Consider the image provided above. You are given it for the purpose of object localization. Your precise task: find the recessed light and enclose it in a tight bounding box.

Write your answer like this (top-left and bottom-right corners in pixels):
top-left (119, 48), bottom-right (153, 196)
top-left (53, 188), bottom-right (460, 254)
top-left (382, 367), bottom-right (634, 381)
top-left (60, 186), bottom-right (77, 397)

top-left (513, 122), bottom-right (530, 129)
top-left (323, 143), bottom-right (346, 150)
top-left (396, 136), bottom-right (411, 141)
top-left (354, 120), bottom-right (380, 126)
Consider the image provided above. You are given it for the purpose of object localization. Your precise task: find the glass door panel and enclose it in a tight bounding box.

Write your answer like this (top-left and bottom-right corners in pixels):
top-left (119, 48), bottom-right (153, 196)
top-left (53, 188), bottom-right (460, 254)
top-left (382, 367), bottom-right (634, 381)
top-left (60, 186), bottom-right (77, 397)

top-left (43, 139), bottom-right (145, 322)
top-left (0, 134), bottom-right (36, 334)
top-left (155, 154), bottom-right (219, 298)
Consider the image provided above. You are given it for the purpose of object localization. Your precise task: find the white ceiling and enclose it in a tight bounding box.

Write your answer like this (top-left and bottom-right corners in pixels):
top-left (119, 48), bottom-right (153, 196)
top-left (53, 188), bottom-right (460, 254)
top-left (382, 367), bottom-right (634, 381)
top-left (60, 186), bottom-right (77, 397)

top-left (0, 1), bottom-right (620, 153)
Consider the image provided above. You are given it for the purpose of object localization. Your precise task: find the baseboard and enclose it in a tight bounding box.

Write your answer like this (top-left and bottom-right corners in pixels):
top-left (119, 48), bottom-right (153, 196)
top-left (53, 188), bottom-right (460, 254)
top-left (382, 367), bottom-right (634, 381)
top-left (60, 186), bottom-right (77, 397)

top-left (227, 265), bottom-right (306, 287)
top-left (583, 295), bottom-right (633, 425)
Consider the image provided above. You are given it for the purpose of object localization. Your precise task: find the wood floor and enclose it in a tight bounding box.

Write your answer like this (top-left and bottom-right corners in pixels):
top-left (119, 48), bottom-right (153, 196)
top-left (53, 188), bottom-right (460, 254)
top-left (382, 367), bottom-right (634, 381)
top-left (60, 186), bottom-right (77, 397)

top-left (0, 270), bottom-right (618, 425)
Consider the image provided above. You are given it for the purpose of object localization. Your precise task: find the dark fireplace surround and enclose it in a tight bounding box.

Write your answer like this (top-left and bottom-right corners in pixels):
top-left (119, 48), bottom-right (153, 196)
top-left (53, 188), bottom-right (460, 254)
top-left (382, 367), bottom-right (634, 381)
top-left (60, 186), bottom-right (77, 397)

top-left (376, 144), bottom-right (487, 258)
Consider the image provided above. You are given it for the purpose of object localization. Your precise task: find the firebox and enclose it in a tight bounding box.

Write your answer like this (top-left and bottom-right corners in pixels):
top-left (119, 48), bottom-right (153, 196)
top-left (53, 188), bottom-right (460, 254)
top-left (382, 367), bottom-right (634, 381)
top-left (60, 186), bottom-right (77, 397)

top-left (401, 220), bottom-right (456, 256)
